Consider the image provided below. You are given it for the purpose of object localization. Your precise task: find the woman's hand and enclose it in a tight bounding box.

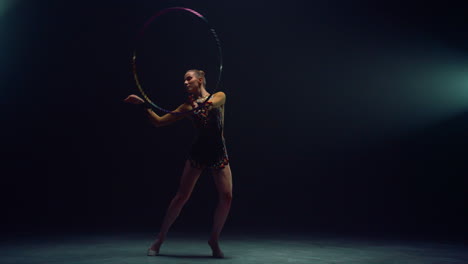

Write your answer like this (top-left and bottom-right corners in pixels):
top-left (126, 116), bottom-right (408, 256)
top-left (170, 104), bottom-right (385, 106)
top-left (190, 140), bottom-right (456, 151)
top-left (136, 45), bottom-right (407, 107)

top-left (124, 94), bottom-right (145, 104)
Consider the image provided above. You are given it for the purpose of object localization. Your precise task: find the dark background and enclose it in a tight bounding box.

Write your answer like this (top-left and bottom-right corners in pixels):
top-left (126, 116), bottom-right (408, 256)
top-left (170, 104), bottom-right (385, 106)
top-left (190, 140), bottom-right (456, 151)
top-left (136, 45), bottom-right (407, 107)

top-left (1, 0), bottom-right (467, 240)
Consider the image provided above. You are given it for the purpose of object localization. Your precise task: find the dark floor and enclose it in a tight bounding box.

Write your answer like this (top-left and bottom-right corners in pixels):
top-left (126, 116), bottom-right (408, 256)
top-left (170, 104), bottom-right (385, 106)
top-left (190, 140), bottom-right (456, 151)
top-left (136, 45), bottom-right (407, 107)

top-left (0, 231), bottom-right (466, 264)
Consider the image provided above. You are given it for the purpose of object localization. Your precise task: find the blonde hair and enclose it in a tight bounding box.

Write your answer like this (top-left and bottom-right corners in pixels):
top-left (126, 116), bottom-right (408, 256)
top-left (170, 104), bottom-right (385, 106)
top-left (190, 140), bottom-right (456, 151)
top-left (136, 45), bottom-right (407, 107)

top-left (187, 69), bottom-right (206, 88)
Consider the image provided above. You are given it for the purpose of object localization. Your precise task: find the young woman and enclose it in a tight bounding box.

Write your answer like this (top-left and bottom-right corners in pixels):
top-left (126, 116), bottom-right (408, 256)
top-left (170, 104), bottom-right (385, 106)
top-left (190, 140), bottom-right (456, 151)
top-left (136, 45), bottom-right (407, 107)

top-left (124, 69), bottom-right (232, 258)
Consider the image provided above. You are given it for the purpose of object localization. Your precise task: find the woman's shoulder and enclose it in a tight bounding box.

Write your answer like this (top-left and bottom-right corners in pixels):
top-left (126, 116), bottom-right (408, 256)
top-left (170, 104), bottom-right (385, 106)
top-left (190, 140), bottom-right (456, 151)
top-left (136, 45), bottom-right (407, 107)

top-left (212, 91), bottom-right (226, 98)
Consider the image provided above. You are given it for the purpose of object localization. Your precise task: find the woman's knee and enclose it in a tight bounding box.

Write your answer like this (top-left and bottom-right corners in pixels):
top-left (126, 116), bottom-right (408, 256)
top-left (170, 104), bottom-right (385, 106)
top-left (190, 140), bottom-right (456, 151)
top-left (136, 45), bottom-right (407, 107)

top-left (174, 191), bottom-right (191, 204)
top-left (219, 191), bottom-right (233, 202)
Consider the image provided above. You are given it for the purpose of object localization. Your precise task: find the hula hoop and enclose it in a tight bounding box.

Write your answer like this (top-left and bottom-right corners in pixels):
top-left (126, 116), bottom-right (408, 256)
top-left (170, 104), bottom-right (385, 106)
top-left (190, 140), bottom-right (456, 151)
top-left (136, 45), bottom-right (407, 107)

top-left (132, 7), bottom-right (223, 115)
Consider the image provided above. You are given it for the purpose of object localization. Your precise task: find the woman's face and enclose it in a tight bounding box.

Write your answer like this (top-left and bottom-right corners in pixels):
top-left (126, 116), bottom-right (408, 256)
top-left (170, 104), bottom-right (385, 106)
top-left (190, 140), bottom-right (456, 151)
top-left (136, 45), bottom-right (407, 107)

top-left (184, 71), bottom-right (202, 94)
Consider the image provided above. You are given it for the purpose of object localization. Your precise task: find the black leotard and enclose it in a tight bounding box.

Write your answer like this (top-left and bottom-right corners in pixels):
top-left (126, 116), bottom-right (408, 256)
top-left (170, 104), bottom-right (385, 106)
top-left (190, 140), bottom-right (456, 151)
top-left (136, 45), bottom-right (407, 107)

top-left (187, 98), bottom-right (229, 169)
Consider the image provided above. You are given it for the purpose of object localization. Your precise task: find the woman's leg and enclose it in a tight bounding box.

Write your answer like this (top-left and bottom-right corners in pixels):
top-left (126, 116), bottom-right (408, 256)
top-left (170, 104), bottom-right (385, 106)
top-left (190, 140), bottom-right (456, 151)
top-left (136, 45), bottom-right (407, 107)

top-left (208, 164), bottom-right (233, 258)
top-left (149, 160), bottom-right (204, 253)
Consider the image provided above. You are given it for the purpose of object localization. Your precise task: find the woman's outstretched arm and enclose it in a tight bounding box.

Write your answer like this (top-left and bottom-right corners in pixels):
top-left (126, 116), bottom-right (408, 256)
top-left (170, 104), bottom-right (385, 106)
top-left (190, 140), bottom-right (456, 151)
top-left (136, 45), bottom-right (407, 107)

top-left (124, 94), bottom-right (191, 127)
top-left (145, 103), bottom-right (191, 127)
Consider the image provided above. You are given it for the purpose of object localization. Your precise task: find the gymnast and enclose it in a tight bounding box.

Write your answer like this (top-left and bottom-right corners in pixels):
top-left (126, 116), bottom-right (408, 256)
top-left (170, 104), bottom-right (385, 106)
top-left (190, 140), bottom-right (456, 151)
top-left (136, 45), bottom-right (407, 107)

top-left (124, 69), bottom-right (232, 258)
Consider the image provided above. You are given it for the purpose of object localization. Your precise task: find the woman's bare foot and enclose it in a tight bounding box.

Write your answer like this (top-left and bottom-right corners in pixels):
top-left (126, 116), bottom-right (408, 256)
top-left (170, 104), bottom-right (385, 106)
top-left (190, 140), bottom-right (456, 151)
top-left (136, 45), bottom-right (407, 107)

top-left (147, 238), bottom-right (163, 256)
top-left (208, 240), bottom-right (225, 258)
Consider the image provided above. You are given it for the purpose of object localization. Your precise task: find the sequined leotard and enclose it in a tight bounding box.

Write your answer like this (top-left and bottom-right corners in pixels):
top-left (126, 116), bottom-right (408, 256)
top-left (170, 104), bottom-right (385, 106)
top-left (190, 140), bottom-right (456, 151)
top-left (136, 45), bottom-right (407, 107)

top-left (187, 96), bottom-right (229, 169)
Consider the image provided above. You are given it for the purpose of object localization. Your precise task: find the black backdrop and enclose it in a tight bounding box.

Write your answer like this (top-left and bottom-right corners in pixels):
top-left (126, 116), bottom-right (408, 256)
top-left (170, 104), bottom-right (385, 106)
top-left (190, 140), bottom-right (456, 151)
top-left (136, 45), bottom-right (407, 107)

top-left (1, 0), bottom-right (467, 240)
